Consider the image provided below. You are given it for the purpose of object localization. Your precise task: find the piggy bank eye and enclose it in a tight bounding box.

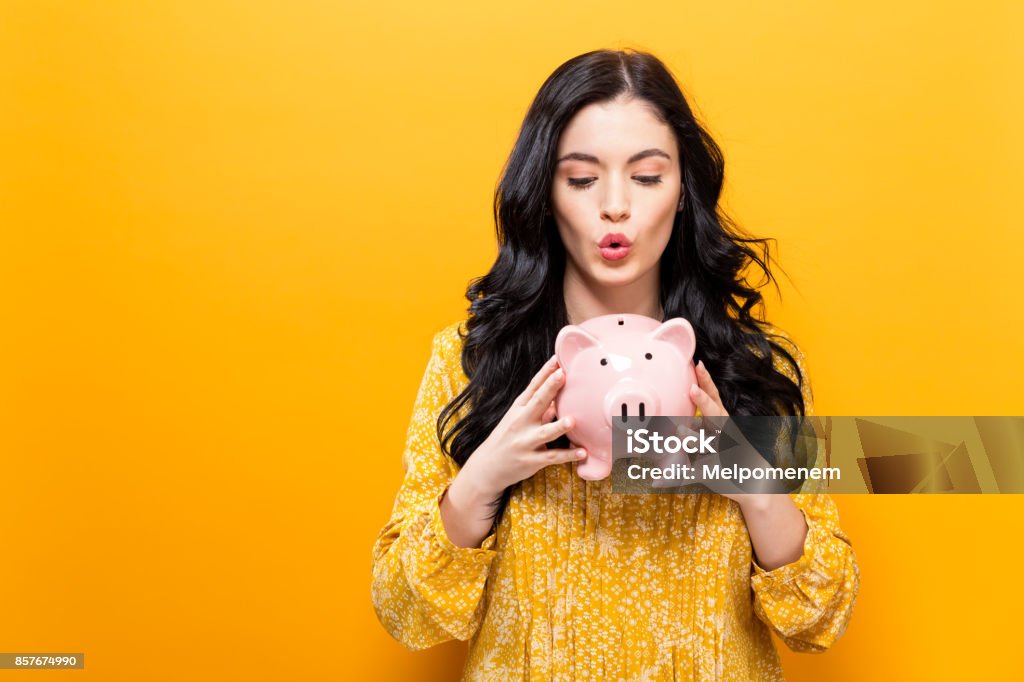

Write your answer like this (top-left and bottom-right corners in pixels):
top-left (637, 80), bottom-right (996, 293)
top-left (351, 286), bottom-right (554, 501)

top-left (644, 353), bottom-right (653, 360)
top-left (600, 358), bottom-right (608, 366)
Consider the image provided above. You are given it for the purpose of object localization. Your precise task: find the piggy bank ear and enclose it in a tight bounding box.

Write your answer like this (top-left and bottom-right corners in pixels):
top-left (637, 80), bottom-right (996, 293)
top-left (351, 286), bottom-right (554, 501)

top-left (650, 317), bottom-right (696, 362)
top-left (555, 325), bottom-right (601, 368)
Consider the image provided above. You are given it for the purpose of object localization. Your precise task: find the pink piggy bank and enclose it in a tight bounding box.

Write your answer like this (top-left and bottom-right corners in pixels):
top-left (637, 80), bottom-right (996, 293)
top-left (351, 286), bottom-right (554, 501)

top-left (554, 313), bottom-right (698, 481)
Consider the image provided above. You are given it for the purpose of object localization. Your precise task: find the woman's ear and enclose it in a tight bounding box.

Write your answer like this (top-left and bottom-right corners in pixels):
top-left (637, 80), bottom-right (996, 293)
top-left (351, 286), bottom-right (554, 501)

top-left (677, 185), bottom-right (686, 212)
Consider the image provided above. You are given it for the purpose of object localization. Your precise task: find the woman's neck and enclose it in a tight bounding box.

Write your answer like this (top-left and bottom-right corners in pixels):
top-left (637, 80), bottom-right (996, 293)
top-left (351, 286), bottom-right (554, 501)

top-left (563, 265), bottom-right (663, 325)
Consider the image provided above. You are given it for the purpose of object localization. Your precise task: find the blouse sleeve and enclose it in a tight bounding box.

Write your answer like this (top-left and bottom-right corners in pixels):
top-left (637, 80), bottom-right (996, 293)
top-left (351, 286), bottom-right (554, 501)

top-left (749, 330), bottom-right (861, 652)
top-left (370, 324), bottom-right (499, 651)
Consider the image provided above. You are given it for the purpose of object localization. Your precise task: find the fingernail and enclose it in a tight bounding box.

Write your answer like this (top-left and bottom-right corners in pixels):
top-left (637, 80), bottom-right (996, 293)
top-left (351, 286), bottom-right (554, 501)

top-left (690, 384), bottom-right (699, 395)
top-left (697, 360), bottom-right (706, 372)
top-left (576, 449), bottom-right (586, 459)
top-left (554, 369), bottom-right (564, 380)
top-left (563, 416), bottom-right (574, 428)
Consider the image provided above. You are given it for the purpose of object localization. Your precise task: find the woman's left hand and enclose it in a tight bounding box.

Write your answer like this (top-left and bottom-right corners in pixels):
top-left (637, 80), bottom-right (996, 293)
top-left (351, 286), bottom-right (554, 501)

top-left (690, 360), bottom-right (729, 417)
top-left (689, 360), bottom-right (768, 508)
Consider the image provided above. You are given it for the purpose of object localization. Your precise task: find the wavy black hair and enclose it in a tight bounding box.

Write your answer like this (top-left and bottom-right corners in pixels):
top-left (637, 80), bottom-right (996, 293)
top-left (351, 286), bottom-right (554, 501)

top-left (437, 48), bottom-right (806, 524)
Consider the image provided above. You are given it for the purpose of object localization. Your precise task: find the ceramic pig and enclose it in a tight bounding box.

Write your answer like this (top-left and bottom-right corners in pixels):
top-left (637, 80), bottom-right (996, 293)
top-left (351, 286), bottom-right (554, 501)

top-left (554, 313), bottom-right (698, 481)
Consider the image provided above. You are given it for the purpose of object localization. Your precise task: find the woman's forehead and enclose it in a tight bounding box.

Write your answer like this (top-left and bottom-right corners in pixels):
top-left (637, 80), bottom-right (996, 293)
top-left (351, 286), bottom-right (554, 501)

top-left (557, 99), bottom-right (676, 163)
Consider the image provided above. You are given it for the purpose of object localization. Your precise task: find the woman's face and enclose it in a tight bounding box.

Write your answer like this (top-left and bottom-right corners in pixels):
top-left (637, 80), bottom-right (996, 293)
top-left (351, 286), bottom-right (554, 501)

top-left (550, 96), bottom-right (683, 290)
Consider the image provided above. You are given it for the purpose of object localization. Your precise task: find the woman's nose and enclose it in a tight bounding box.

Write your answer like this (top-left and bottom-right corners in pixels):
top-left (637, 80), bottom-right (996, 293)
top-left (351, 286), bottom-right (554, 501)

top-left (601, 182), bottom-right (630, 222)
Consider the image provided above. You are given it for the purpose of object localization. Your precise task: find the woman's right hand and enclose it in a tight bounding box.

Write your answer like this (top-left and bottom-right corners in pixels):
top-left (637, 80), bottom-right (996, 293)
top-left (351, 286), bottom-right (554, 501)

top-left (440, 354), bottom-right (585, 548)
top-left (458, 354), bottom-right (586, 501)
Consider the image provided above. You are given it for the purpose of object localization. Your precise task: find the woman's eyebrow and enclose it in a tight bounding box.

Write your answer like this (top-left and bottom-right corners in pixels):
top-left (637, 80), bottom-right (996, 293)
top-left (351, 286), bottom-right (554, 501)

top-left (556, 148), bottom-right (672, 164)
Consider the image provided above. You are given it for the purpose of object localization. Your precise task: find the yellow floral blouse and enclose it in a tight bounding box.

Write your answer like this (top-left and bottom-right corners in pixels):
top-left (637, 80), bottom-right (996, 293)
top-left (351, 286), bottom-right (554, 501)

top-left (372, 320), bottom-right (859, 681)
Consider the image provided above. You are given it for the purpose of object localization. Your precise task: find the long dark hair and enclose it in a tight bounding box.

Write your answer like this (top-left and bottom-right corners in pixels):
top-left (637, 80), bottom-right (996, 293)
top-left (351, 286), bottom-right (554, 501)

top-left (437, 48), bottom-right (806, 523)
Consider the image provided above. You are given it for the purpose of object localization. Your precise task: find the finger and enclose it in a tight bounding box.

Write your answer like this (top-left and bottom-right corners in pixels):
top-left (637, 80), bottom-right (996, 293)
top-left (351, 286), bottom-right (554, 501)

top-left (675, 422), bottom-right (699, 441)
top-left (515, 354), bottom-right (560, 407)
top-left (541, 400), bottom-right (557, 423)
top-left (533, 414), bottom-right (574, 445)
top-left (674, 422), bottom-right (699, 465)
top-left (525, 365), bottom-right (565, 418)
top-left (696, 360), bottom-right (723, 405)
top-left (536, 446), bottom-right (587, 467)
top-left (690, 383), bottom-right (724, 417)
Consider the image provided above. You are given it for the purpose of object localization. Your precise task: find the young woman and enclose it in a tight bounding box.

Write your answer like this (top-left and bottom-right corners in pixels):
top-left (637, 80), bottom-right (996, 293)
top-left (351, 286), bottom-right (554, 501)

top-left (372, 48), bottom-right (859, 680)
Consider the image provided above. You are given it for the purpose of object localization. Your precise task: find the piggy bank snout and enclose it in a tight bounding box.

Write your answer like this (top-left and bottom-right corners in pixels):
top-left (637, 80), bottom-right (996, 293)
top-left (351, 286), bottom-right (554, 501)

top-left (603, 385), bottom-right (660, 425)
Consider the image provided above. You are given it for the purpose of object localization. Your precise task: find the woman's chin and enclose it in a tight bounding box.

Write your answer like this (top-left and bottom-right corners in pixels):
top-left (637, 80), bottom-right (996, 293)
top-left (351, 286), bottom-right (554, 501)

top-left (590, 264), bottom-right (643, 287)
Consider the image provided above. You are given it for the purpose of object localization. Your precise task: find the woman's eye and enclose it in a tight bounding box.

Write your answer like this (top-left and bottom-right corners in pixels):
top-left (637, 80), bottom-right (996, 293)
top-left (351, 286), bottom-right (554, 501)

top-left (566, 176), bottom-right (663, 190)
top-left (567, 177), bottom-right (596, 190)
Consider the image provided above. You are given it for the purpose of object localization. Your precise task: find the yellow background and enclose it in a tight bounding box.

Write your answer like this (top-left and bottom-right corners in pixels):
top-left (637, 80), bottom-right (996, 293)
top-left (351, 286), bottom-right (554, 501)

top-left (2, 1), bottom-right (1022, 679)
